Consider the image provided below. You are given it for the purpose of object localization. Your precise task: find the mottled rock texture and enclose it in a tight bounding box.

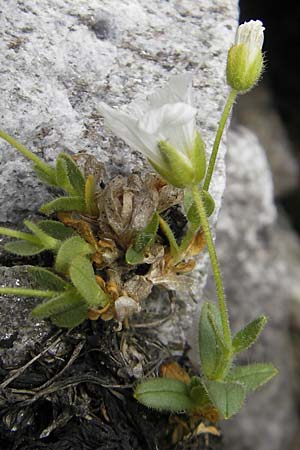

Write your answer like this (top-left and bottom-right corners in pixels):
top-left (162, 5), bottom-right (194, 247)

top-left (0, 1), bottom-right (238, 363)
top-left (210, 127), bottom-right (300, 450)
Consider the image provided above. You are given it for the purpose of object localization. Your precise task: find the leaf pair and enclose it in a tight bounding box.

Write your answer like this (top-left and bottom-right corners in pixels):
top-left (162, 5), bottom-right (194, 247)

top-left (39, 153), bottom-right (99, 216)
top-left (197, 301), bottom-right (277, 418)
top-left (30, 246), bottom-right (109, 328)
top-left (135, 302), bottom-right (277, 419)
top-left (0, 220), bottom-right (74, 256)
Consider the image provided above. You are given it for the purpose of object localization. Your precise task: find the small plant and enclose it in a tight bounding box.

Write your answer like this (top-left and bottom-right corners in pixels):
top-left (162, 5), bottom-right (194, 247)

top-left (0, 19), bottom-right (277, 424)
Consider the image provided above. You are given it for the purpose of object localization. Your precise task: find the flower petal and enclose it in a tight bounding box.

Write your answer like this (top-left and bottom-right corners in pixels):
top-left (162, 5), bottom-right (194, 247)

top-left (98, 102), bottom-right (163, 165)
top-left (139, 103), bottom-right (196, 135)
top-left (147, 73), bottom-right (193, 109)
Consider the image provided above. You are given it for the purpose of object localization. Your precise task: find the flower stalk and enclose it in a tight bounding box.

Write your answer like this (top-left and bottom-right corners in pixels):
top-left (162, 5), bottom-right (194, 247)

top-left (203, 89), bottom-right (237, 191)
top-left (191, 185), bottom-right (231, 347)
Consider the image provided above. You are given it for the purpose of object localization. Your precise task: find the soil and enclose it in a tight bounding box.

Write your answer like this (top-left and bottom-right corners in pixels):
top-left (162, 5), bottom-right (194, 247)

top-left (0, 320), bottom-right (222, 450)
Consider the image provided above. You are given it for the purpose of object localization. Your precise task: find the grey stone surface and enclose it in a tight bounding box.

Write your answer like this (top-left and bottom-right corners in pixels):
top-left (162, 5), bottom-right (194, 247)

top-left (0, 1), bottom-right (238, 363)
top-left (232, 83), bottom-right (299, 197)
top-left (208, 126), bottom-right (300, 450)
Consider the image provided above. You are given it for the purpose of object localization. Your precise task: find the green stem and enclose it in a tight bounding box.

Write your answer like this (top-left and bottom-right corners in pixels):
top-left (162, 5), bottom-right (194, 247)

top-left (0, 288), bottom-right (56, 298)
top-left (0, 227), bottom-right (40, 244)
top-left (203, 89), bottom-right (237, 191)
top-left (191, 185), bottom-right (231, 347)
top-left (158, 216), bottom-right (179, 257)
top-left (0, 129), bottom-right (54, 176)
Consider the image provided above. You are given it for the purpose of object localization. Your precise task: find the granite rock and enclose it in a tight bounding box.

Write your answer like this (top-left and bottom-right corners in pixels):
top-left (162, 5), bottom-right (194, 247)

top-left (0, 1), bottom-right (238, 363)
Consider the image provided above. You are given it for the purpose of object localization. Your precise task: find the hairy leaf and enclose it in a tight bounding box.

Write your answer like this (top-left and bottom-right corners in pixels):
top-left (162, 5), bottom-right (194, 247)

top-left (4, 240), bottom-right (45, 256)
top-left (40, 196), bottom-right (86, 215)
top-left (84, 174), bottom-right (99, 216)
top-left (28, 266), bottom-right (69, 291)
top-left (55, 236), bottom-right (93, 273)
top-left (232, 316), bottom-right (267, 354)
top-left (24, 220), bottom-right (58, 250)
top-left (69, 255), bottom-right (108, 307)
top-left (187, 376), bottom-right (210, 407)
top-left (204, 380), bottom-right (246, 419)
top-left (38, 220), bottom-right (74, 240)
top-left (58, 153), bottom-right (86, 196)
top-left (33, 164), bottom-right (57, 186)
top-left (126, 212), bottom-right (159, 264)
top-left (51, 303), bottom-right (88, 328)
top-left (226, 363), bottom-right (278, 392)
top-left (184, 190), bottom-right (215, 226)
top-left (199, 302), bottom-right (225, 380)
top-left (32, 290), bottom-right (85, 319)
top-left (55, 156), bottom-right (74, 194)
top-left (134, 378), bottom-right (195, 412)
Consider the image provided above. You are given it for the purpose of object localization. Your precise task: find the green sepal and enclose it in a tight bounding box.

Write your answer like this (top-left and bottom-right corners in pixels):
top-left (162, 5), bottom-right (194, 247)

top-left (28, 266), bottom-right (70, 291)
top-left (55, 236), bottom-right (94, 274)
top-left (126, 212), bottom-right (159, 265)
top-left (199, 302), bottom-right (227, 380)
top-left (204, 379), bottom-right (246, 419)
top-left (134, 378), bottom-right (195, 412)
top-left (157, 140), bottom-right (195, 188)
top-left (226, 363), bottom-right (278, 392)
top-left (187, 376), bottom-right (210, 407)
top-left (4, 240), bottom-right (45, 256)
top-left (190, 132), bottom-right (206, 184)
top-left (56, 153), bottom-right (86, 196)
top-left (69, 255), bottom-right (109, 308)
top-left (40, 196), bottom-right (86, 215)
top-left (184, 190), bottom-right (215, 226)
top-left (232, 315), bottom-right (267, 354)
top-left (37, 220), bottom-right (75, 241)
top-left (32, 290), bottom-right (84, 319)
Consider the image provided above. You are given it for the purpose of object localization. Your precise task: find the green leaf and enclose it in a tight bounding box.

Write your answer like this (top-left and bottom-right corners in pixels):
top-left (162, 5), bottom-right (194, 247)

top-left (38, 220), bottom-right (74, 240)
top-left (58, 153), bottom-right (86, 196)
top-left (4, 240), bottom-right (45, 256)
top-left (204, 380), bottom-right (246, 419)
top-left (32, 290), bottom-right (85, 319)
top-left (184, 190), bottom-right (215, 226)
top-left (51, 303), bottom-right (88, 328)
top-left (126, 212), bottom-right (159, 265)
top-left (199, 302), bottom-right (226, 380)
top-left (55, 156), bottom-right (74, 194)
top-left (39, 196), bottom-right (86, 215)
top-left (226, 363), bottom-right (278, 392)
top-left (33, 164), bottom-right (58, 186)
top-left (187, 376), bottom-right (210, 407)
top-left (84, 175), bottom-right (99, 216)
top-left (232, 316), bottom-right (267, 354)
top-left (134, 378), bottom-right (195, 412)
top-left (24, 220), bottom-right (58, 250)
top-left (28, 266), bottom-right (69, 291)
top-left (55, 236), bottom-right (93, 274)
top-left (69, 255), bottom-right (108, 307)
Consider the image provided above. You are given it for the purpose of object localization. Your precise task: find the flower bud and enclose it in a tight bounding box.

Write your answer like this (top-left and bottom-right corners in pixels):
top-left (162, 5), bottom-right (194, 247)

top-left (226, 20), bottom-right (265, 93)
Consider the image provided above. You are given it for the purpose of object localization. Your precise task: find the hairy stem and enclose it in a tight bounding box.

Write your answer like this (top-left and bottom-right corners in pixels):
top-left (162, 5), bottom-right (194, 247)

top-left (203, 89), bottom-right (237, 191)
top-left (0, 227), bottom-right (40, 244)
top-left (0, 129), bottom-right (54, 176)
top-left (0, 288), bottom-right (56, 298)
top-left (191, 185), bottom-right (231, 347)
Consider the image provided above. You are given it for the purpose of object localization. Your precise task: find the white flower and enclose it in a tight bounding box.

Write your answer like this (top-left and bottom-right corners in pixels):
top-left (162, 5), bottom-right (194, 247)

top-left (227, 20), bottom-right (265, 92)
top-left (98, 74), bottom-right (206, 188)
